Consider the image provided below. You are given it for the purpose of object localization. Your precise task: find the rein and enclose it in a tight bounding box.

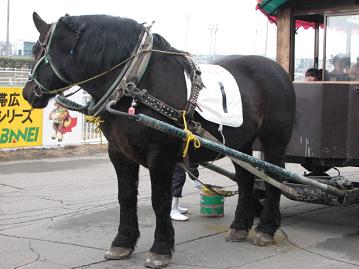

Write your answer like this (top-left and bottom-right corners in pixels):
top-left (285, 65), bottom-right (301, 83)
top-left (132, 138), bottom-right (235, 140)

top-left (32, 48), bottom-right (192, 96)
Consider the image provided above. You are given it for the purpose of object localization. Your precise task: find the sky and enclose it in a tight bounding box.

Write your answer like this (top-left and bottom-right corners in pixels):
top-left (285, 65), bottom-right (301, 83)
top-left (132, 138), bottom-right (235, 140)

top-left (0, 0), bottom-right (278, 57)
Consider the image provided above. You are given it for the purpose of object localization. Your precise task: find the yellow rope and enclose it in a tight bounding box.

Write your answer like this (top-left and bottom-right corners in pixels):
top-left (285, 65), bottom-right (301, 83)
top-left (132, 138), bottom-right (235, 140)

top-left (181, 112), bottom-right (201, 157)
top-left (85, 116), bottom-right (104, 133)
top-left (85, 115), bottom-right (104, 144)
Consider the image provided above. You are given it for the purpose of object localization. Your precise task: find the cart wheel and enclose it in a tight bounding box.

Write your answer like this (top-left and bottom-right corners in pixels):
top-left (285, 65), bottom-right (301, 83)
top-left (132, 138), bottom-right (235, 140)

top-left (305, 171), bottom-right (330, 178)
top-left (302, 164), bottom-right (331, 177)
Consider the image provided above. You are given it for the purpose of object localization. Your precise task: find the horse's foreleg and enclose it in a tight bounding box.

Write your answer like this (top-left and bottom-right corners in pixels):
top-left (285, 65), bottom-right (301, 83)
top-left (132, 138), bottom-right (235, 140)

top-left (145, 148), bottom-right (176, 268)
top-left (105, 149), bottom-right (140, 260)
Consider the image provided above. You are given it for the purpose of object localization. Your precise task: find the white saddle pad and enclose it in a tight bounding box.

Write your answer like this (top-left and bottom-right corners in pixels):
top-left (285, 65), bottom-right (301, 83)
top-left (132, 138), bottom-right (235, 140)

top-left (185, 64), bottom-right (243, 127)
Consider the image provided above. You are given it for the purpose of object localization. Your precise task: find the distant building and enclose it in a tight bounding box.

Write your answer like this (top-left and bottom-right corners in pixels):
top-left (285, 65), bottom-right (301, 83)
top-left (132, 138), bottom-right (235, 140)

top-left (192, 54), bottom-right (231, 64)
top-left (23, 42), bottom-right (35, 57)
top-left (0, 41), bottom-right (7, 56)
top-left (193, 54), bottom-right (211, 64)
top-left (10, 40), bottom-right (35, 57)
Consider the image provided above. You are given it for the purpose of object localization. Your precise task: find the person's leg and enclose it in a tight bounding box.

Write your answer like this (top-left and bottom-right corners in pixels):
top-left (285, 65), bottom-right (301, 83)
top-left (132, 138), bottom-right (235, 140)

top-left (172, 164), bottom-right (186, 197)
top-left (57, 123), bottom-right (65, 141)
top-left (171, 164), bottom-right (188, 221)
top-left (51, 123), bottom-right (59, 139)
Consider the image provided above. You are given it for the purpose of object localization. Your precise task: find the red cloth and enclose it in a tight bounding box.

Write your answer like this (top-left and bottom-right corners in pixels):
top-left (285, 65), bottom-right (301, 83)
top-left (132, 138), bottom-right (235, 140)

top-left (62, 116), bottom-right (77, 133)
top-left (256, 4), bottom-right (323, 29)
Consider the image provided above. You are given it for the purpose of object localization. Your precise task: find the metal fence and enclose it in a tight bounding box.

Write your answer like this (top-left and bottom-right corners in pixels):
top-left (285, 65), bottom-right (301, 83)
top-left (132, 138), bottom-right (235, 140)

top-left (81, 93), bottom-right (105, 143)
top-left (0, 67), bottom-right (30, 86)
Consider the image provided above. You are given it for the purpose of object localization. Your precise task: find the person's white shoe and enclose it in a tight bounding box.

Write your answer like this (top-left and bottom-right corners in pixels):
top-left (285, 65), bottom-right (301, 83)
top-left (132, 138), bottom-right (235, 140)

top-left (170, 208), bottom-right (189, 221)
top-left (171, 197), bottom-right (189, 220)
top-left (177, 204), bottom-right (188, 214)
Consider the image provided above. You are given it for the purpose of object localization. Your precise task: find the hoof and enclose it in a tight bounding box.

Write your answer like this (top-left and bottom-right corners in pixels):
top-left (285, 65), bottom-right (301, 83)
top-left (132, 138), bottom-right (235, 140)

top-left (144, 252), bottom-right (171, 268)
top-left (104, 246), bottom-right (133, 260)
top-left (225, 229), bottom-right (249, 242)
top-left (253, 232), bottom-right (274, 246)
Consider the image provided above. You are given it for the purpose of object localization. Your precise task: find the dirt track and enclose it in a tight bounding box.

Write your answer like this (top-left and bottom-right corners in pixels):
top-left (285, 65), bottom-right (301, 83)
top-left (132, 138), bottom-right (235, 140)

top-left (0, 143), bottom-right (108, 162)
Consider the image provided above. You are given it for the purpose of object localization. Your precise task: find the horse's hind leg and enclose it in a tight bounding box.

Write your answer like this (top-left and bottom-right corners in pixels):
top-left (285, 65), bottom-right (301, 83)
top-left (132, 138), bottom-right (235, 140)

top-left (254, 143), bottom-right (287, 246)
top-left (105, 149), bottom-right (140, 260)
top-left (226, 143), bottom-right (255, 242)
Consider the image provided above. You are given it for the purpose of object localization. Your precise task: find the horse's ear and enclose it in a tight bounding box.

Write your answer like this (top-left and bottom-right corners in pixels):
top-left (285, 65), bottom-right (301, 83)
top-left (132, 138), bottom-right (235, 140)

top-left (33, 12), bottom-right (51, 34)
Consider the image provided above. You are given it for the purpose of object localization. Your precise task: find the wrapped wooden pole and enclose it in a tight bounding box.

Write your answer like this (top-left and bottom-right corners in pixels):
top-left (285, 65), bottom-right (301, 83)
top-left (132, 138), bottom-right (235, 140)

top-left (105, 102), bottom-right (346, 198)
top-left (135, 113), bottom-right (346, 198)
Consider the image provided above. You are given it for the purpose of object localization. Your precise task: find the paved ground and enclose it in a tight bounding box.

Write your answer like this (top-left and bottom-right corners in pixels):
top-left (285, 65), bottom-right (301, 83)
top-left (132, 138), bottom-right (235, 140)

top-left (1, 151), bottom-right (359, 269)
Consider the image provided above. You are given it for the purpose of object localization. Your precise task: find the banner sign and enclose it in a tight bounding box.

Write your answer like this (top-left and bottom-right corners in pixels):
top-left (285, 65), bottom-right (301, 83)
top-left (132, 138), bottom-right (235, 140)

top-left (0, 87), bottom-right (43, 148)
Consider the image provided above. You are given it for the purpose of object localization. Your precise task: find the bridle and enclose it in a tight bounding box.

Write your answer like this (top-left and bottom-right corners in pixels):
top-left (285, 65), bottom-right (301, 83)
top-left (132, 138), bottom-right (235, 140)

top-left (28, 22), bottom-right (72, 96)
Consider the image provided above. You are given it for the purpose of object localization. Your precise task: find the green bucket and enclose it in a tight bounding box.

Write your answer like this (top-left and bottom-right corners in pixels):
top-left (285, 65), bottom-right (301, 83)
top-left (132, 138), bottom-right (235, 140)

top-left (200, 185), bottom-right (225, 218)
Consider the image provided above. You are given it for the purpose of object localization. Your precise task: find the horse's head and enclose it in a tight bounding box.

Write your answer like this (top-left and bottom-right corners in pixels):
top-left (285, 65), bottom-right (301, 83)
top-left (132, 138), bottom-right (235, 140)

top-left (23, 12), bottom-right (83, 108)
top-left (23, 12), bottom-right (149, 113)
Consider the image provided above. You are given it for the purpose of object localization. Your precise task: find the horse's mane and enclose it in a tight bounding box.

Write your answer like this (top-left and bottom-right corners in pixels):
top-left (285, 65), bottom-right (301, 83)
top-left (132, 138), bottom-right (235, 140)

top-left (59, 14), bottom-right (192, 75)
top-left (152, 33), bottom-right (192, 73)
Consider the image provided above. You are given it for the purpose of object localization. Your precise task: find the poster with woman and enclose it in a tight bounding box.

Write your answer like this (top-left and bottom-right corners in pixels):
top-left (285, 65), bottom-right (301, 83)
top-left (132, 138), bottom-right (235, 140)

top-left (42, 89), bottom-right (83, 146)
top-left (48, 102), bottom-right (77, 142)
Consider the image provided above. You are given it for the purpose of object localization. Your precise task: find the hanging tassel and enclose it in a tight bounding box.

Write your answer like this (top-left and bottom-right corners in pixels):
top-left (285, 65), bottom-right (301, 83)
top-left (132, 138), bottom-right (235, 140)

top-left (128, 99), bottom-right (137, 115)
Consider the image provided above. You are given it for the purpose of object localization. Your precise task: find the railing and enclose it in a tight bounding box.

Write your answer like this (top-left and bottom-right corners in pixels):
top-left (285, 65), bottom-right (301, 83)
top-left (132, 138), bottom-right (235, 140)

top-left (0, 67), bottom-right (31, 86)
top-left (81, 93), bottom-right (106, 143)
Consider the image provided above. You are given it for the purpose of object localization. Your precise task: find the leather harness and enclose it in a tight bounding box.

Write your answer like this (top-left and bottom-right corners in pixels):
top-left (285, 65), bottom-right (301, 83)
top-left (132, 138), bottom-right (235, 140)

top-left (52, 24), bottom-right (204, 124)
top-left (30, 20), bottom-right (213, 160)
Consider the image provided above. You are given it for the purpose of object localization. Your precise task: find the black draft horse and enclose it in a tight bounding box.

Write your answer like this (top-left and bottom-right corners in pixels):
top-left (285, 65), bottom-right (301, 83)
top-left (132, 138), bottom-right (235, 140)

top-left (23, 12), bottom-right (296, 268)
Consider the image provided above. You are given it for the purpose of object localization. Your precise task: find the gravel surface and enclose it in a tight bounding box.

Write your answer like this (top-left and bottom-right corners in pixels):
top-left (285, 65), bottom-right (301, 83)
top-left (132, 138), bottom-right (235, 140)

top-left (0, 143), bottom-right (108, 162)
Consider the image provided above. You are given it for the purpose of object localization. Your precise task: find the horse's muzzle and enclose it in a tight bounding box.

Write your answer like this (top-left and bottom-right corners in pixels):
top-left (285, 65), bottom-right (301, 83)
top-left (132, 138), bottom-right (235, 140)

top-left (22, 81), bottom-right (50, 108)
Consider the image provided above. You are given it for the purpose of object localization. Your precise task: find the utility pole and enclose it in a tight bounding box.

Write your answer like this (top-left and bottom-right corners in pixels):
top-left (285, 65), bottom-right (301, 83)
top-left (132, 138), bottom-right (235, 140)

top-left (209, 24), bottom-right (214, 62)
top-left (254, 28), bottom-right (258, 55)
top-left (212, 24), bottom-right (218, 62)
top-left (6, 0), bottom-right (10, 56)
top-left (184, 16), bottom-right (190, 51)
top-left (208, 24), bottom-right (219, 62)
top-left (264, 20), bottom-right (269, 57)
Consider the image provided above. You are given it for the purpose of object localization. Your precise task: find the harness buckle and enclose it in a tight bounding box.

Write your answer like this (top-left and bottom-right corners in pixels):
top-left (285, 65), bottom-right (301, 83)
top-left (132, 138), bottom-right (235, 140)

top-left (34, 86), bottom-right (43, 97)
